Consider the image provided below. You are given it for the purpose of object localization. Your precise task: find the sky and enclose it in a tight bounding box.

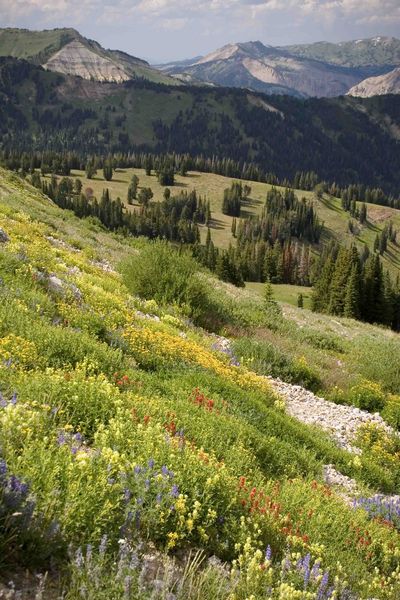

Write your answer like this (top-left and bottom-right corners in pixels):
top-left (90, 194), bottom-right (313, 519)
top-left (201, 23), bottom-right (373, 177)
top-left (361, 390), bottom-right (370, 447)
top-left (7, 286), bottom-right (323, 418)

top-left (1, 0), bottom-right (400, 63)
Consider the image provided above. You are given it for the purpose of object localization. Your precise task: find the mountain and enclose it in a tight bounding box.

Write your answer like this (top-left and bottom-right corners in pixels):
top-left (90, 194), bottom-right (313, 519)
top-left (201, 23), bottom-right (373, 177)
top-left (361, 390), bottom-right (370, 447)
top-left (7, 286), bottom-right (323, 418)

top-left (161, 37), bottom-right (400, 97)
top-left (348, 67), bottom-right (400, 97)
top-left (282, 36), bottom-right (400, 70)
top-left (1, 57), bottom-right (400, 194)
top-left (160, 40), bottom-right (370, 98)
top-left (0, 27), bottom-right (180, 85)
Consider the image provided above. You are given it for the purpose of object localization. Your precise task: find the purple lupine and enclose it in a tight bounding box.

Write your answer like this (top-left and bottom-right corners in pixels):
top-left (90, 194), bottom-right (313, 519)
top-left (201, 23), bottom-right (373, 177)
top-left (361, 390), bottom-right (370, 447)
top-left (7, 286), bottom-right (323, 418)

top-left (86, 544), bottom-right (93, 564)
top-left (135, 510), bottom-right (141, 530)
top-left (57, 432), bottom-right (66, 446)
top-left (10, 392), bottom-right (17, 405)
top-left (98, 534), bottom-right (108, 557)
top-left (265, 545), bottom-right (272, 562)
top-left (123, 575), bottom-right (132, 598)
top-left (302, 553), bottom-right (311, 589)
top-left (317, 571), bottom-right (329, 600)
top-left (170, 484), bottom-right (179, 498)
top-left (74, 547), bottom-right (84, 568)
top-left (148, 458), bottom-right (155, 469)
top-left (0, 393), bottom-right (7, 408)
top-left (123, 488), bottom-right (131, 502)
top-left (161, 465), bottom-right (169, 477)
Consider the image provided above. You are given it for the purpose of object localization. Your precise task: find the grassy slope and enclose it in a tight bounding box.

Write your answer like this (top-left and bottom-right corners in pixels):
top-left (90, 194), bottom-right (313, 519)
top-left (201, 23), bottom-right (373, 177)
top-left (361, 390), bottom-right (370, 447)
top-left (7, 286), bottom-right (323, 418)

top-left (56, 167), bottom-right (400, 278)
top-left (1, 168), bottom-right (400, 597)
top-left (0, 28), bottom-right (75, 61)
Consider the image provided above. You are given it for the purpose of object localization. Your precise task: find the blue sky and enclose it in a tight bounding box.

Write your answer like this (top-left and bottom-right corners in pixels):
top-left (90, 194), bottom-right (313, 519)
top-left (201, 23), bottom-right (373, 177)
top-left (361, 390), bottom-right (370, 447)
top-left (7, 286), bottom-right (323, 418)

top-left (1, 0), bottom-right (399, 62)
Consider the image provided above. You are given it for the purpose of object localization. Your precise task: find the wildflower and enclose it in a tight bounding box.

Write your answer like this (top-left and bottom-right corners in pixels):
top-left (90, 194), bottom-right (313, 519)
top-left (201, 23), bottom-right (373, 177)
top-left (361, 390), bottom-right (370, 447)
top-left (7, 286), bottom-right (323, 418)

top-left (74, 547), bottom-right (84, 569)
top-left (135, 510), bottom-right (141, 530)
top-left (265, 545), bottom-right (272, 562)
top-left (148, 458), bottom-right (155, 469)
top-left (123, 576), bottom-right (132, 598)
top-left (171, 484), bottom-right (179, 498)
top-left (99, 534), bottom-right (108, 556)
top-left (317, 571), bottom-right (329, 600)
top-left (10, 392), bottom-right (17, 405)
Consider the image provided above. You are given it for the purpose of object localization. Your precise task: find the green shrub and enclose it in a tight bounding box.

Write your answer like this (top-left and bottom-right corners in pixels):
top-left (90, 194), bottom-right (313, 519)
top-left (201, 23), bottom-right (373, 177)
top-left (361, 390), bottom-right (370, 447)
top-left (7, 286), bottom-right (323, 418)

top-left (348, 380), bottom-right (386, 413)
top-left (121, 241), bottom-right (208, 321)
top-left (232, 337), bottom-right (321, 391)
top-left (382, 395), bottom-right (400, 430)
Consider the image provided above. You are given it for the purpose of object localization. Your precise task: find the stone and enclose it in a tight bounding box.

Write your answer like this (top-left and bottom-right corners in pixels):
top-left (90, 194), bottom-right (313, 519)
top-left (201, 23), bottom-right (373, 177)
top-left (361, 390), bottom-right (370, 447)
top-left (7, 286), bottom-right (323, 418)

top-left (0, 227), bottom-right (9, 243)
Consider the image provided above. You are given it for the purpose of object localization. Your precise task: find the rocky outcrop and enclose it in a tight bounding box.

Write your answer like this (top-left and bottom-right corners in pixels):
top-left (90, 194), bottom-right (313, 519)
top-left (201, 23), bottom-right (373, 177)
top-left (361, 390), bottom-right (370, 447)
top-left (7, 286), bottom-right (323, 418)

top-left (347, 67), bottom-right (400, 97)
top-left (268, 377), bottom-right (393, 453)
top-left (44, 40), bottom-right (130, 83)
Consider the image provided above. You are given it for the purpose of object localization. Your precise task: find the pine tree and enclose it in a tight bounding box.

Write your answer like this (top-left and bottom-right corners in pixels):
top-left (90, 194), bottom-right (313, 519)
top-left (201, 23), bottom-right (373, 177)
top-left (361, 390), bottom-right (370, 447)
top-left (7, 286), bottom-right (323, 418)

top-left (264, 278), bottom-right (275, 306)
top-left (297, 293), bottom-right (304, 308)
top-left (328, 247), bottom-right (352, 315)
top-left (103, 159), bottom-right (113, 182)
top-left (344, 264), bottom-right (361, 319)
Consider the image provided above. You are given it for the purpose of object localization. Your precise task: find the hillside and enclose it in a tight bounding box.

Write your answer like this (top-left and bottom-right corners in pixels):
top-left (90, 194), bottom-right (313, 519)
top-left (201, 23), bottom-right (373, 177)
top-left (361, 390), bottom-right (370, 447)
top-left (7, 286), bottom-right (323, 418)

top-left (0, 27), bottom-right (179, 85)
top-left (1, 166), bottom-right (400, 597)
top-left (1, 57), bottom-right (400, 194)
top-left (348, 67), bottom-right (400, 97)
top-left (50, 166), bottom-right (400, 279)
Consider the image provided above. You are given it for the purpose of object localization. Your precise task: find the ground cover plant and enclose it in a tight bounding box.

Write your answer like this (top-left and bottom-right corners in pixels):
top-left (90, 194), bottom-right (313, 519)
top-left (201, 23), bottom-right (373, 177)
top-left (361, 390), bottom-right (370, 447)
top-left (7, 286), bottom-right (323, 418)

top-left (0, 168), bottom-right (400, 598)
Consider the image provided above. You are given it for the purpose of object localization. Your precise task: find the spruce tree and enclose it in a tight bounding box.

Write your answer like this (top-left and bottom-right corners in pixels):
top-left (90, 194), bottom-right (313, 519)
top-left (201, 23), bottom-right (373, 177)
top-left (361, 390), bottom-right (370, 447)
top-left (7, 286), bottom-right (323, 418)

top-left (344, 264), bottom-right (361, 319)
top-left (297, 293), bottom-right (304, 308)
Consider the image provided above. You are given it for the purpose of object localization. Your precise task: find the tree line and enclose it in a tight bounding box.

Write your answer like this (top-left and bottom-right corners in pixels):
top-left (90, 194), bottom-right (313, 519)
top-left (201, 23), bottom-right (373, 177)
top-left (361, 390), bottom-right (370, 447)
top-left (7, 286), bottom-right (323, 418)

top-left (2, 149), bottom-right (399, 209)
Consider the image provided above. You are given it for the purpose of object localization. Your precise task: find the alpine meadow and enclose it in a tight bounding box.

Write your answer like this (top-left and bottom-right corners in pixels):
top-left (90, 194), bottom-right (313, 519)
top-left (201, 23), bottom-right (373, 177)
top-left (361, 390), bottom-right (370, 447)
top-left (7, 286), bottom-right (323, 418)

top-left (1, 8), bottom-right (400, 600)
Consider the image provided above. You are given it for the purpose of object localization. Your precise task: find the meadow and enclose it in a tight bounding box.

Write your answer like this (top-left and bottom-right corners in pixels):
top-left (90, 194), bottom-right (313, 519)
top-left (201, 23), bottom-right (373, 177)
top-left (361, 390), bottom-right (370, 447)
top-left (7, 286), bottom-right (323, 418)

top-left (48, 167), bottom-right (400, 278)
top-left (1, 167), bottom-right (400, 598)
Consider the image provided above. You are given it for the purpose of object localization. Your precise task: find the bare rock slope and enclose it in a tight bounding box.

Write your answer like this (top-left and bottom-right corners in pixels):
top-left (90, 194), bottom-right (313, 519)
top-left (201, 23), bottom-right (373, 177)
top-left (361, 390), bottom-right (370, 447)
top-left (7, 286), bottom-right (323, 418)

top-left (44, 40), bottom-right (130, 83)
top-left (347, 66), bottom-right (400, 97)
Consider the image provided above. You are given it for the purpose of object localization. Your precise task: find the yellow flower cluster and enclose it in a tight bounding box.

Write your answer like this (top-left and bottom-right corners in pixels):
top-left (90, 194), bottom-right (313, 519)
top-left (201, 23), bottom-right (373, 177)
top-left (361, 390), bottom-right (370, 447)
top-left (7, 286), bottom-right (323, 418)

top-left (123, 325), bottom-right (275, 395)
top-left (0, 334), bottom-right (39, 370)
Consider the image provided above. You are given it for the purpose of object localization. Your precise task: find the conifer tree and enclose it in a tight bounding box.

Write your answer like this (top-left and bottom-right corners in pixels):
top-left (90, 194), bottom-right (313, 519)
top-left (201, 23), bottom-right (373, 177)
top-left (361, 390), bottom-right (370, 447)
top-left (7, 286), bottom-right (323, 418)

top-left (344, 264), bottom-right (361, 319)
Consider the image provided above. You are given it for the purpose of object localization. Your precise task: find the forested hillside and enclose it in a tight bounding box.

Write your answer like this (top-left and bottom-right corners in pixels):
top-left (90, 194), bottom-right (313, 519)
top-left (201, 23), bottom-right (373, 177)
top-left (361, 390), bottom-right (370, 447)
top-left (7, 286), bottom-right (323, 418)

top-left (1, 57), bottom-right (400, 194)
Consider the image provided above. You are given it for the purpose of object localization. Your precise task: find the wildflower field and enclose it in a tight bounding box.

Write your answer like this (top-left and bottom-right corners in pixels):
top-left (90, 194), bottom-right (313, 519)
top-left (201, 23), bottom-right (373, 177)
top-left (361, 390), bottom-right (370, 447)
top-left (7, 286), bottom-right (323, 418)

top-left (1, 167), bottom-right (400, 599)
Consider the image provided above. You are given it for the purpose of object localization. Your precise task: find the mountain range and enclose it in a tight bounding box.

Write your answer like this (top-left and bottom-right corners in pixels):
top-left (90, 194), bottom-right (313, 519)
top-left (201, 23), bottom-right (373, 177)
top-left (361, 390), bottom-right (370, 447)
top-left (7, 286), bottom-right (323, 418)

top-left (160, 37), bottom-right (400, 98)
top-left (0, 28), bottom-right (399, 98)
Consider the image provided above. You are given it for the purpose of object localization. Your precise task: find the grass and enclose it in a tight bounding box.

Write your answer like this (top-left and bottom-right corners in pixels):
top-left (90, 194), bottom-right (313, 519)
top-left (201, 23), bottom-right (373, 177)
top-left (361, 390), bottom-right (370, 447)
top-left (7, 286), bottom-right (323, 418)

top-left (1, 167), bottom-right (400, 598)
top-left (246, 282), bottom-right (313, 309)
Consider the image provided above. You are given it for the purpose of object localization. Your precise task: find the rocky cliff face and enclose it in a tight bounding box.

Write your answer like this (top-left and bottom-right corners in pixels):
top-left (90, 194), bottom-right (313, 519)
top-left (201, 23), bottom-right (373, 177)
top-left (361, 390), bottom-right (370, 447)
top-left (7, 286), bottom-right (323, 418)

top-left (44, 40), bottom-right (130, 83)
top-left (347, 67), bottom-right (400, 97)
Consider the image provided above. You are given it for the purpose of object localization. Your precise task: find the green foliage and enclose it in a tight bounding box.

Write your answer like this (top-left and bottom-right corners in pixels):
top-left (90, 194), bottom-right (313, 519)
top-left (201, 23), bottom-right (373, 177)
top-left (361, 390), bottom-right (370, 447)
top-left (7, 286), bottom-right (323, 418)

top-left (121, 241), bottom-right (208, 320)
top-left (348, 381), bottom-right (386, 413)
top-left (233, 337), bottom-right (321, 390)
